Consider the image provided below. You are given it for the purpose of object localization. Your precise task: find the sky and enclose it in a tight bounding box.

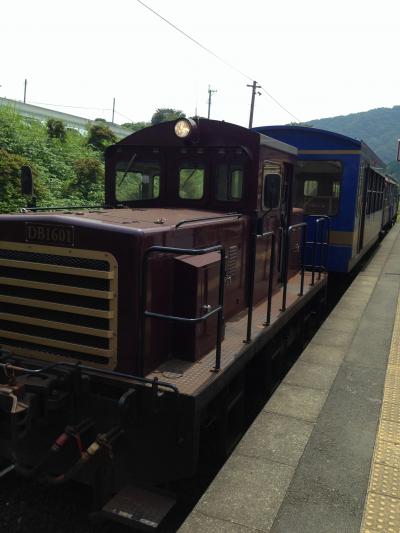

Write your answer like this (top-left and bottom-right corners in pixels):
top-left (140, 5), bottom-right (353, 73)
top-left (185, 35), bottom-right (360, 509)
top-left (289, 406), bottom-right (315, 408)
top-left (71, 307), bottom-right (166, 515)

top-left (1, 0), bottom-right (399, 128)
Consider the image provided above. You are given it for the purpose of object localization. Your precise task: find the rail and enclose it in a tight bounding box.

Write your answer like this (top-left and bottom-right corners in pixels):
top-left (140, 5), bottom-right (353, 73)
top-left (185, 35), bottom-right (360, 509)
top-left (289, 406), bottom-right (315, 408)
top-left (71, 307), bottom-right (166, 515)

top-left (139, 245), bottom-right (226, 373)
top-left (245, 230), bottom-right (275, 343)
top-left (20, 205), bottom-right (106, 212)
top-left (175, 213), bottom-right (241, 229)
top-left (281, 222), bottom-right (307, 312)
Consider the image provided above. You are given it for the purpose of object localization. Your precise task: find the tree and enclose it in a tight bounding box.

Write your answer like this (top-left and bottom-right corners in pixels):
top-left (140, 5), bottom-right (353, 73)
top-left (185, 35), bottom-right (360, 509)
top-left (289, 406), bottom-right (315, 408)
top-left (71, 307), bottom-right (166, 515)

top-left (151, 108), bottom-right (185, 125)
top-left (121, 121), bottom-right (151, 132)
top-left (87, 123), bottom-right (117, 152)
top-left (71, 157), bottom-right (104, 201)
top-left (46, 119), bottom-right (66, 141)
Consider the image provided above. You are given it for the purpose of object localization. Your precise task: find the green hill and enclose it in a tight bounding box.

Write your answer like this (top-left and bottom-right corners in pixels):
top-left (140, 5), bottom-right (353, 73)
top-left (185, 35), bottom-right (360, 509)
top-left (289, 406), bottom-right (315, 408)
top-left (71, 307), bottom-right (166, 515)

top-left (305, 106), bottom-right (400, 178)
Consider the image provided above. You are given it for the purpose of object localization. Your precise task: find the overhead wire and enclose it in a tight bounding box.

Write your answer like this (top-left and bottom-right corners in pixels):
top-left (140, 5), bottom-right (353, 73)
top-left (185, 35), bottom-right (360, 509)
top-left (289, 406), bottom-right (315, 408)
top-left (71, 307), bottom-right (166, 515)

top-left (27, 101), bottom-right (137, 125)
top-left (29, 101), bottom-right (112, 112)
top-left (136, 0), bottom-right (301, 122)
top-left (136, 0), bottom-right (253, 83)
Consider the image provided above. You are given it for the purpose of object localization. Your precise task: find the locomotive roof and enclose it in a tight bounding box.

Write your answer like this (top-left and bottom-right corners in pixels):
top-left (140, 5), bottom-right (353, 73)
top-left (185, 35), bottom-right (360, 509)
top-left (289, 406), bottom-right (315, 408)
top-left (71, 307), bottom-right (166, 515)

top-left (111, 118), bottom-right (297, 156)
top-left (7, 207), bottom-right (241, 232)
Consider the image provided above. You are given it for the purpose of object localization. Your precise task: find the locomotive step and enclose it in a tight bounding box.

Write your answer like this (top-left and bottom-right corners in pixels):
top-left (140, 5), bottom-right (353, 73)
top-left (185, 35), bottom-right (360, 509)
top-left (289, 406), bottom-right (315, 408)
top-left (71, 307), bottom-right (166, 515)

top-left (101, 485), bottom-right (176, 530)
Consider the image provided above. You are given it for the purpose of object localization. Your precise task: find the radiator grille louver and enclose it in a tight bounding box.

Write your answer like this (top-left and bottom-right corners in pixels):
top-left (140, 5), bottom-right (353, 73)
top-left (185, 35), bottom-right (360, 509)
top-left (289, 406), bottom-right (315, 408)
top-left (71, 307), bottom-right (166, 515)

top-left (0, 241), bottom-right (118, 368)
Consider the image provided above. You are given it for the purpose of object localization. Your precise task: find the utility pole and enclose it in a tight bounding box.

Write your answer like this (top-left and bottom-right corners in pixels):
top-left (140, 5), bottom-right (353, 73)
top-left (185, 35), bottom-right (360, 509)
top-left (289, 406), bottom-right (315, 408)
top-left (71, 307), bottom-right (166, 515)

top-left (207, 85), bottom-right (217, 119)
top-left (112, 97), bottom-right (115, 124)
top-left (23, 79), bottom-right (27, 104)
top-left (247, 81), bottom-right (261, 128)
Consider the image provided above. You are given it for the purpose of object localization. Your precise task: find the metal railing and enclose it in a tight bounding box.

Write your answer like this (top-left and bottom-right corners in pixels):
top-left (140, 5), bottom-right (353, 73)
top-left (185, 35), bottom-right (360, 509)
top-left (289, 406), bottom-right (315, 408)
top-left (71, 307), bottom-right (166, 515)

top-left (139, 245), bottom-right (226, 373)
top-left (0, 357), bottom-right (180, 396)
top-left (281, 222), bottom-right (307, 312)
top-left (20, 205), bottom-right (106, 212)
top-left (309, 216), bottom-right (330, 285)
top-left (245, 230), bottom-right (275, 343)
top-left (175, 213), bottom-right (241, 229)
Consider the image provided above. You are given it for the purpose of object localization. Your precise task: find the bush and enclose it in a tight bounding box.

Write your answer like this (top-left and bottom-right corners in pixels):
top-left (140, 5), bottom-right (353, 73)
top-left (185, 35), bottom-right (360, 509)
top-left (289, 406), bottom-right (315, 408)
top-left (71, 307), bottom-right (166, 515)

top-left (87, 123), bottom-right (117, 152)
top-left (70, 157), bottom-right (104, 202)
top-left (46, 119), bottom-right (66, 141)
top-left (0, 106), bottom-right (106, 211)
top-left (0, 149), bottom-right (44, 212)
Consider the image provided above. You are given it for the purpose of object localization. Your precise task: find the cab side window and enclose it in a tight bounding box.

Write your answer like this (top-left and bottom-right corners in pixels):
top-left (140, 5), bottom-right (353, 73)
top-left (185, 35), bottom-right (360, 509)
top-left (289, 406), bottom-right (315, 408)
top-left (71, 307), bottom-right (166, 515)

top-left (263, 161), bottom-right (281, 209)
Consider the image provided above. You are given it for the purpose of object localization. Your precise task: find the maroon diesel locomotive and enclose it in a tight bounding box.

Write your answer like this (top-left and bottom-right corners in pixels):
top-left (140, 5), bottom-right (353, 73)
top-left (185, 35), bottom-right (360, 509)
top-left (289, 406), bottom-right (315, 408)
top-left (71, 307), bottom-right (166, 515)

top-left (0, 119), bottom-right (327, 527)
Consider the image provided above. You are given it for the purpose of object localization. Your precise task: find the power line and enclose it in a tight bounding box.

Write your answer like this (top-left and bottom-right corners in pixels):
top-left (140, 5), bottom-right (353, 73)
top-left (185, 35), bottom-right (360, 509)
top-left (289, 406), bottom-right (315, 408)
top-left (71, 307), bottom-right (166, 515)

top-left (136, 0), bottom-right (252, 83)
top-left (260, 88), bottom-right (300, 123)
top-left (29, 101), bottom-right (112, 112)
top-left (136, 0), bottom-right (301, 122)
top-left (114, 110), bottom-right (137, 123)
top-left (29, 100), bottom-right (138, 125)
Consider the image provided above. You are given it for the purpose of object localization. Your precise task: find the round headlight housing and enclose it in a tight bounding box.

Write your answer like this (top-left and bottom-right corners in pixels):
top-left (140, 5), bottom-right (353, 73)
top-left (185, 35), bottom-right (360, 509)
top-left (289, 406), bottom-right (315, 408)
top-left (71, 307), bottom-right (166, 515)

top-left (174, 118), bottom-right (197, 139)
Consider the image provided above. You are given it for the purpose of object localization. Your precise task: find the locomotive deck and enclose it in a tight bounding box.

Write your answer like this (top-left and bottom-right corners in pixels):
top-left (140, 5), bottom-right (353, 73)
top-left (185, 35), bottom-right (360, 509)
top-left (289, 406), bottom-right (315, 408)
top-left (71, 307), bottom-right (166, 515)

top-left (146, 271), bottom-right (325, 396)
top-left (179, 222), bottom-right (400, 533)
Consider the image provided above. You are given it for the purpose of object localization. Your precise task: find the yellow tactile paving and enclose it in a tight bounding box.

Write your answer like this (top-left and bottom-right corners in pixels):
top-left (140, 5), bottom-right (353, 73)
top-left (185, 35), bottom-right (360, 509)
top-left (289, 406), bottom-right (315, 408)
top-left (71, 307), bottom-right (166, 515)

top-left (362, 492), bottom-right (400, 533)
top-left (360, 293), bottom-right (400, 533)
top-left (370, 463), bottom-right (400, 499)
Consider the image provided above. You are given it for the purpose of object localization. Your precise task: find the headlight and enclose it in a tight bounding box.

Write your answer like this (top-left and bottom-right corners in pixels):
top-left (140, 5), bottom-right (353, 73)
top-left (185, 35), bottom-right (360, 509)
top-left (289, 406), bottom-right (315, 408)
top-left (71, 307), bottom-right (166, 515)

top-left (174, 118), bottom-right (197, 139)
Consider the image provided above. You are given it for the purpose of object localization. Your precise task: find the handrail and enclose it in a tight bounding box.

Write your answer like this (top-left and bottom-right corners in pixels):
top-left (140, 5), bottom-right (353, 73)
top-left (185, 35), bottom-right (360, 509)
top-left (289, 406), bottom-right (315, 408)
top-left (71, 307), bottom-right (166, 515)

top-left (311, 216), bottom-right (330, 285)
top-left (281, 222), bottom-right (307, 312)
top-left (139, 244), bottom-right (226, 373)
top-left (0, 359), bottom-right (179, 396)
top-left (175, 213), bottom-right (241, 229)
top-left (20, 205), bottom-right (106, 212)
top-left (318, 216), bottom-right (330, 280)
top-left (245, 230), bottom-right (275, 343)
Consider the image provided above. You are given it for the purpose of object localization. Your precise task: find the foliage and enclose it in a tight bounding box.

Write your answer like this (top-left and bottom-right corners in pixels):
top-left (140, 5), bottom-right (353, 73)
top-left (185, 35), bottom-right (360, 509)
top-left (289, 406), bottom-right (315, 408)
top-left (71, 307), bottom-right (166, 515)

top-left (151, 108), bottom-right (185, 125)
top-left (288, 122), bottom-right (313, 127)
top-left (306, 105), bottom-right (400, 164)
top-left (121, 121), bottom-right (151, 132)
top-left (87, 123), bottom-right (117, 152)
top-left (0, 105), bottom-right (105, 212)
top-left (46, 119), bottom-right (66, 141)
top-left (387, 160), bottom-right (400, 181)
top-left (0, 149), bottom-right (45, 212)
top-left (69, 158), bottom-right (104, 202)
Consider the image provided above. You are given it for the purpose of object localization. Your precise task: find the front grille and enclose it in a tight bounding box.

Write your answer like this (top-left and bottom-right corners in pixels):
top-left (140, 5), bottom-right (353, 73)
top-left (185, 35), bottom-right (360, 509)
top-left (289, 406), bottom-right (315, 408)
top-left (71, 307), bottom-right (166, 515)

top-left (0, 241), bottom-right (118, 368)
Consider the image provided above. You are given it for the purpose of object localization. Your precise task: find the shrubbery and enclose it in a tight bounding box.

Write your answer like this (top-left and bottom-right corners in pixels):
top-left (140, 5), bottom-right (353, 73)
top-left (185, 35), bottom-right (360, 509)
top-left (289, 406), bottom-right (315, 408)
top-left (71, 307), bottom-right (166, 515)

top-left (0, 106), bottom-right (107, 212)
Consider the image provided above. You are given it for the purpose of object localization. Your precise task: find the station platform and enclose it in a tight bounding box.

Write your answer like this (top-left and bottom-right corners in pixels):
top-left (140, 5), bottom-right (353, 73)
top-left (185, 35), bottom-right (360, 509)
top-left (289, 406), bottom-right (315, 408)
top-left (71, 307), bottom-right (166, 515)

top-left (178, 223), bottom-right (400, 533)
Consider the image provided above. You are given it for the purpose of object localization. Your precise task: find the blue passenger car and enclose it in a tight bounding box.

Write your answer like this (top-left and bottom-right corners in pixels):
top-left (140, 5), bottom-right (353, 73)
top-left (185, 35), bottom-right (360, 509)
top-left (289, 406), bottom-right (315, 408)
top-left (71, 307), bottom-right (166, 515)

top-left (253, 126), bottom-right (393, 273)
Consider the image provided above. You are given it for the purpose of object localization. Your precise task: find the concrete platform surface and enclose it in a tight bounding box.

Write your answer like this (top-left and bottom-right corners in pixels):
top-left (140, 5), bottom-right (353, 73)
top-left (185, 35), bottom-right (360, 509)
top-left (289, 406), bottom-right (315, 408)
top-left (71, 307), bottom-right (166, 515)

top-left (178, 224), bottom-right (400, 533)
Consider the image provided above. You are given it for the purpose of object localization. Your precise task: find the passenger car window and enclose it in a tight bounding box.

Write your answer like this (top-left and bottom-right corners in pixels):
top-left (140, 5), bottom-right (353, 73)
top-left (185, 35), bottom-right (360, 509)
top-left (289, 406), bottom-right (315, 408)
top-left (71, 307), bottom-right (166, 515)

top-left (179, 165), bottom-right (205, 199)
top-left (116, 159), bottom-right (160, 201)
top-left (294, 160), bottom-right (342, 216)
top-left (304, 180), bottom-right (318, 197)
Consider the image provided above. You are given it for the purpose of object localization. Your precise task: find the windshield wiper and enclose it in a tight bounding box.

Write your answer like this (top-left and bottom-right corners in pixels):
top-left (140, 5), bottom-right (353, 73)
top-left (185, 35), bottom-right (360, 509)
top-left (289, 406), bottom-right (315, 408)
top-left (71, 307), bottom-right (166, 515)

top-left (118, 153), bottom-right (137, 187)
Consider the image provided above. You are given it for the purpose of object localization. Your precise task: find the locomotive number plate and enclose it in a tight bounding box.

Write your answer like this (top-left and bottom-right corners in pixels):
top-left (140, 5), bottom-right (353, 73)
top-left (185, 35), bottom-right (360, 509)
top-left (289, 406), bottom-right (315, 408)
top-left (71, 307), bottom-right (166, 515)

top-left (25, 223), bottom-right (75, 247)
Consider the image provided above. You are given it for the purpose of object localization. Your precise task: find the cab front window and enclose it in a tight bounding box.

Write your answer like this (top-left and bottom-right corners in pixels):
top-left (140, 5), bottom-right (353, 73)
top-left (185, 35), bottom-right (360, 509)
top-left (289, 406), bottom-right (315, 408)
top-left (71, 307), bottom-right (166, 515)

top-left (179, 164), bottom-right (205, 199)
top-left (116, 157), bottom-right (161, 201)
top-left (215, 163), bottom-right (244, 201)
